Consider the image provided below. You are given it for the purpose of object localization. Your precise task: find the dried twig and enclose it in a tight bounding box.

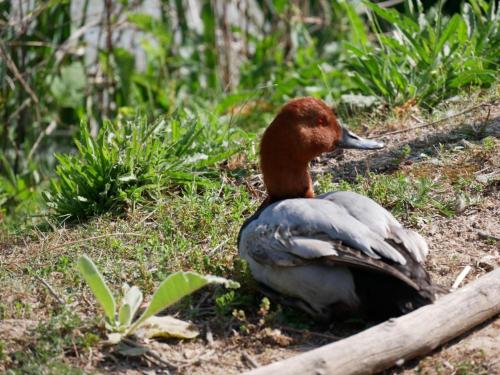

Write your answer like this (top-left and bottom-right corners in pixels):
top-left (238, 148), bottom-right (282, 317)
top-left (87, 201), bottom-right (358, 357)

top-left (278, 326), bottom-right (342, 341)
top-left (143, 350), bottom-right (177, 371)
top-left (104, 0), bottom-right (116, 116)
top-left (28, 119), bottom-right (57, 161)
top-left (7, 0), bottom-right (51, 32)
top-left (0, 40), bottom-right (40, 104)
top-left (369, 102), bottom-right (496, 139)
top-left (121, 338), bottom-right (177, 370)
top-left (35, 275), bottom-right (65, 305)
top-left (451, 266), bottom-right (472, 290)
top-left (205, 323), bottom-right (214, 347)
top-left (246, 269), bottom-right (500, 375)
top-left (477, 231), bottom-right (500, 242)
top-left (208, 239), bottom-right (230, 256)
top-left (242, 351), bottom-right (261, 369)
top-left (7, 97), bottom-right (31, 122)
top-left (47, 232), bottom-right (147, 251)
top-left (176, 349), bottom-right (215, 368)
top-left (120, 338), bottom-right (213, 370)
top-left (137, 208), bottom-right (158, 225)
top-left (410, 114), bottom-right (424, 124)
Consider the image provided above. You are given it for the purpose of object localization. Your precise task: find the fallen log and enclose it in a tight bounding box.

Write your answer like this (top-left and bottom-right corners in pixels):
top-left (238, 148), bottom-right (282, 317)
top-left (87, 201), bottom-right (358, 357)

top-left (246, 268), bottom-right (500, 375)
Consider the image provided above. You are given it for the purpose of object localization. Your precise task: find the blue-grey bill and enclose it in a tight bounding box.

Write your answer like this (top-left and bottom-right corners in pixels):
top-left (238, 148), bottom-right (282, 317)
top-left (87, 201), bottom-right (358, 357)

top-left (338, 126), bottom-right (384, 150)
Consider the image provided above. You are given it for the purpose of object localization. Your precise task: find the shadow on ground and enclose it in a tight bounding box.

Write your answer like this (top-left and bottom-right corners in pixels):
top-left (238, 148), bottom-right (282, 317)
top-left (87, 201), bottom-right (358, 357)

top-left (315, 114), bottom-right (500, 182)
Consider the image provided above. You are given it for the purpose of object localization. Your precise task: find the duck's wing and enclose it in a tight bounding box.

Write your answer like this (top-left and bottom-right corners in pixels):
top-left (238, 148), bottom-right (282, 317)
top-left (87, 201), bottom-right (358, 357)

top-left (240, 198), bottom-right (407, 263)
top-left (319, 191), bottom-right (429, 263)
top-left (247, 233), bottom-right (421, 291)
top-left (238, 198), bottom-right (431, 292)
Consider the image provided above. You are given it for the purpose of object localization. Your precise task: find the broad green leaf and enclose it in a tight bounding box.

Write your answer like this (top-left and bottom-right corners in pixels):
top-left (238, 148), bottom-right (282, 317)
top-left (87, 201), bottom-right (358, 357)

top-left (449, 69), bottom-right (496, 87)
top-left (435, 14), bottom-right (461, 56)
top-left (127, 13), bottom-right (171, 44)
top-left (113, 48), bottom-right (135, 103)
top-left (272, 0), bottom-right (287, 13)
top-left (121, 285), bottom-right (143, 326)
top-left (134, 315), bottom-right (199, 339)
top-left (118, 304), bottom-right (132, 328)
top-left (128, 272), bottom-right (238, 334)
top-left (364, 1), bottom-right (400, 24)
top-left (77, 255), bottom-right (116, 324)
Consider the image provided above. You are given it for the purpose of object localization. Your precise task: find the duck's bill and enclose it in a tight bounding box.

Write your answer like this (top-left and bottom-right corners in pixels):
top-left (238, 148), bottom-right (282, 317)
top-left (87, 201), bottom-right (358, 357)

top-left (337, 126), bottom-right (384, 150)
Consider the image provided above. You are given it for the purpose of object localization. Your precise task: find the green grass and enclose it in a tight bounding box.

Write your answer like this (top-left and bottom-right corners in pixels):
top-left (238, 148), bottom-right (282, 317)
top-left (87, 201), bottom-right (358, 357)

top-left (4, 311), bottom-right (98, 375)
top-left (1, 185), bottom-right (258, 372)
top-left (44, 110), bottom-right (249, 222)
top-left (1, 1), bottom-right (499, 372)
top-left (2, 1), bottom-right (498, 224)
top-left (345, 0), bottom-right (499, 107)
top-left (1, 185), bottom-right (257, 311)
top-left (316, 171), bottom-right (455, 221)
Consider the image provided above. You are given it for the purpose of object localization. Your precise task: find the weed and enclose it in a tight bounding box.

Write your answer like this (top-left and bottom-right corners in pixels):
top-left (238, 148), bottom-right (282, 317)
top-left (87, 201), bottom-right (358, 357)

top-left (12, 300), bottom-right (32, 320)
top-left (45, 112), bottom-right (245, 221)
top-left (346, 1), bottom-right (499, 107)
top-left (215, 289), bottom-right (256, 317)
top-left (0, 156), bottom-right (42, 227)
top-left (453, 176), bottom-right (484, 195)
top-left (482, 136), bottom-right (496, 151)
top-left (77, 254), bottom-right (238, 343)
top-left (0, 340), bottom-right (4, 361)
top-left (483, 237), bottom-right (497, 245)
top-left (449, 349), bottom-right (489, 375)
top-left (274, 306), bottom-right (315, 330)
top-left (395, 144), bottom-right (412, 165)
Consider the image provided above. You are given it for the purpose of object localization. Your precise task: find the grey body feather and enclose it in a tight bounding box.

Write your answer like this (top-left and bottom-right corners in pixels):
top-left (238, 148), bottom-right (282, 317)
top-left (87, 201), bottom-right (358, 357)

top-left (238, 191), bottom-right (432, 320)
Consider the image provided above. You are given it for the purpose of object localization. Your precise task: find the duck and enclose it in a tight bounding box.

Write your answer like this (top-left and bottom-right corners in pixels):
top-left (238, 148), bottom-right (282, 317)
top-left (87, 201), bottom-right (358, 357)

top-left (238, 97), bottom-right (437, 322)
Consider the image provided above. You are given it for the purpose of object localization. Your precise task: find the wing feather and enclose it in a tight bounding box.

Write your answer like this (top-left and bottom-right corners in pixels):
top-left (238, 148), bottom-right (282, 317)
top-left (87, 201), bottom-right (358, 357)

top-left (240, 198), bottom-right (407, 265)
top-left (319, 191), bottom-right (429, 262)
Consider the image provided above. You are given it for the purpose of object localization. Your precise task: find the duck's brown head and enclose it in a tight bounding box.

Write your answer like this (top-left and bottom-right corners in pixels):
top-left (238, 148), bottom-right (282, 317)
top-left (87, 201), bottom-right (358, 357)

top-left (260, 97), bottom-right (383, 203)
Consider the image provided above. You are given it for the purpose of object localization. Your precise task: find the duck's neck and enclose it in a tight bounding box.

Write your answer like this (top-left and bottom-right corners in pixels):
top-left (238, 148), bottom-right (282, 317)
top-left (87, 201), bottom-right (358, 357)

top-left (259, 119), bottom-right (316, 204)
top-left (261, 161), bottom-right (314, 204)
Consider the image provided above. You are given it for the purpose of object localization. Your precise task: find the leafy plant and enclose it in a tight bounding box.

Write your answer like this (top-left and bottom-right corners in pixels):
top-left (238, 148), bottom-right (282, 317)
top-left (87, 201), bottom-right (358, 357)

top-left (77, 254), bottom-right (239, 343)
top-left (345, 0), bottom-right (499, 107)
top-left (0, 155), bottom-right (41, 225)
top-left (45, 111), bottom-right (245, 221)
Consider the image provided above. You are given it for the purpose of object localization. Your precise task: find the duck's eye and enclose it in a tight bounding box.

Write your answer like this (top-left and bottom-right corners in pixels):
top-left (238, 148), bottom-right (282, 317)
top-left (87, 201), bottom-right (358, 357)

top-left (317, 116), bottom-right (327, 127)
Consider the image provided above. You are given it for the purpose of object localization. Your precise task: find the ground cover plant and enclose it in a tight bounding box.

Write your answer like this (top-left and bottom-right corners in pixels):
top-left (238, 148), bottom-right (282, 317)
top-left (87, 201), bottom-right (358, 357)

top-left (77, 254), bottom-right (238, 343)
top-left (45, 110), bottom-right (246, 221)
top-left (346, 0), bottom-right (499, 107)
top-left (1, 0), bottom-right (499, 374)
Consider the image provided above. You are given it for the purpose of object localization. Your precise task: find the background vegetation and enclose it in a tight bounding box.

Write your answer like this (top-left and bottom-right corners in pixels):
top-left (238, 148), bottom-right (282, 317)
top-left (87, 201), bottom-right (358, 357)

top-left (0, 0), bottom-right (498, 227)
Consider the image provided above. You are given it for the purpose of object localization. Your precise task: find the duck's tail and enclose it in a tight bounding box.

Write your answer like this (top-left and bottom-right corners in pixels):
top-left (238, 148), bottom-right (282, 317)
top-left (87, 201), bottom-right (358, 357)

top-left (351, 267), bottom-right (442, 321)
